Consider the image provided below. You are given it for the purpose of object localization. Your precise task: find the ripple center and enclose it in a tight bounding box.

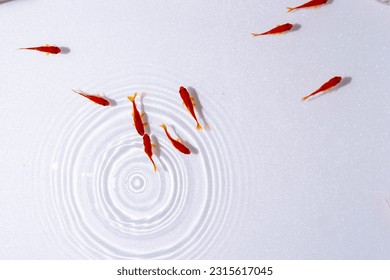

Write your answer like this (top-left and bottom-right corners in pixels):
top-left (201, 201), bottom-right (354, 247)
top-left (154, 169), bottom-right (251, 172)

top-left (126, 173), bottom-right (146, 194)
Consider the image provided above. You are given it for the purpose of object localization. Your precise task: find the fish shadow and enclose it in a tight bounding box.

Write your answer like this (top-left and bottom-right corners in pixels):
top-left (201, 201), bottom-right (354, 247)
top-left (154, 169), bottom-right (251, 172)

top-left (139, 92), bottom-right (151, 134)
top-left (151, 135), bottom-right (167, 171)
top-left (151, 134), bottom-right (161, 157)
top-left (187, 87), bottom-right (210, 131)
top-left (105, 96), bottom-right (117, 107)
top-left (171, 125), bottom-right (199, 155)
top-left (306, 76), bottom-right (352, 102)
top-left (0, 0), bottom-right (17, 5)
top-left (290, 24), bottom-right (302, 33)
top-left (60, 47), bottom-right (71, 54)
top-left (337, 76), bottom-right (352, 90)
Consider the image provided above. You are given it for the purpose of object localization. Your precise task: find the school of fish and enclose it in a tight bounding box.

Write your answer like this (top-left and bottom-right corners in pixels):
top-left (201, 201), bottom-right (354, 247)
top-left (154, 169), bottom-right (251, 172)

top-left (13, 0), bottom-right (349, 173)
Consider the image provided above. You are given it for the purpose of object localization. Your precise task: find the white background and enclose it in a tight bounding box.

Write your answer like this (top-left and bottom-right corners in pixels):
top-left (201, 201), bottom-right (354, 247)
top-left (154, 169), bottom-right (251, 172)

top-left (0, 0), bottom-right (390, 259)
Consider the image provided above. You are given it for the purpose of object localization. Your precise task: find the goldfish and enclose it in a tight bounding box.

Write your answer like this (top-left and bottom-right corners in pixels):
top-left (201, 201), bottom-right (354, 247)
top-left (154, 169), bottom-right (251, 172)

top-left (252, 23), bottom-right (294, 36)
top-left (19, 45), bottom-right (61, 55)
top-left (127, 93), bottom-right (147, 136)
top-left (143, 134), bottom-right (157, 172)
top-left (287, 0), bottom-right (328, 12)
top-left (302, 76), bottom-right (342, 101)
top-left (160, 124), bottom-right (191, 155)
top-left (72, 89), bottom-right (110, 106)
top-left (179, 86), bottom-right (202, 130)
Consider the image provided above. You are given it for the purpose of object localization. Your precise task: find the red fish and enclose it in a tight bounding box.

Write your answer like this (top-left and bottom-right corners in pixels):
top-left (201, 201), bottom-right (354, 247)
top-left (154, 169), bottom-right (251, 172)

top-left (252, 23), bottom-right (294, 36)
top-left (160, 124), bottom-right (191, 155)
top-left (302, 76), bottom-right (342, 101)
top-left (19, 45), bottom-right (61, 55)
top-left (287, 0), bottom-right (328, 12)
top-left (179, 86), bottom-right (202, 130)
top-left (72, 89), bottom-right (110, 106)
top-left (127, 93), bottom-right (146, 136)
top-left (143, 134), bottom-right (157, 172)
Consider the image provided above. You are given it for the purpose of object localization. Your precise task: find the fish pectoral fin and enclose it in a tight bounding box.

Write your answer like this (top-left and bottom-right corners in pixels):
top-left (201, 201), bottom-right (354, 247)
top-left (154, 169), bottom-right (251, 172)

top-left (143, 122), bottom-right (148, 126)
top-left (46, 52), bottom-right (50, 56)
top-left (152, 144), bottom-right (156, 148)
top-left (140, 113), bottom-right (145, 118)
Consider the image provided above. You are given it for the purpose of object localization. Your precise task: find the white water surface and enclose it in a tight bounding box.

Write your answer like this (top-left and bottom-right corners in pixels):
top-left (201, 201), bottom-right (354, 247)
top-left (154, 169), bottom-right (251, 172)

top-left (0, 0), bottom-right (390, 259)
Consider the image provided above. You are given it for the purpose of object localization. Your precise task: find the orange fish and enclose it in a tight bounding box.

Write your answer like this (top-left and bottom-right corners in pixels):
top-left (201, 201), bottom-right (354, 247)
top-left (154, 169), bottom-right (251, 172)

top-left (252, 23), bottom-right (294, 36)
top-left (19, 45), bottom-right (61, 55)
top-left (143, 134), bottom-right (157, 172)
top-left (127, 93), bottom-right (146, 136)
top-left (179, 86), bottom-right (202, 130)
top-left (287, 0), bottom-right (328, 12)
top-left (160, 124), bottom-right (191, 155)
top-left (302, 76), bottom-right (342, 101)
top-left (72, 89), bottom-right (110, 106)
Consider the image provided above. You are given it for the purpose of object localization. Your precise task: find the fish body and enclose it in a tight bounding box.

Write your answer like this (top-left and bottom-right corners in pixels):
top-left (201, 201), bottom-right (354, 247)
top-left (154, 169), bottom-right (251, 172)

top-left (19, 45), bottom-right (61, 55)
top-left (127, 93), bottom-right (145, 136)
top-left (179, 86), bottom-right (202, 130)
top-left (72, 89), bottom-right (110, 106)
top-left (252, 23), bottom-right (294, 36)
top-left (302, 76), bottom-right (342, 101)
top-left (287, 0), bottom-right (328, 12)
top-left (143, 134), bottom-right (157, 172)
top-left (160, 124), bottom-right (191, 154)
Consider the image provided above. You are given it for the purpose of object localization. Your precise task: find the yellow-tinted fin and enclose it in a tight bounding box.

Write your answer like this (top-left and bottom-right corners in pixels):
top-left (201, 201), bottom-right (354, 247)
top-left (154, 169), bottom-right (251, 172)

top-left (287, 7), bottom-right (295, 12)
top-left (127, 92), bottom-right (138, 102)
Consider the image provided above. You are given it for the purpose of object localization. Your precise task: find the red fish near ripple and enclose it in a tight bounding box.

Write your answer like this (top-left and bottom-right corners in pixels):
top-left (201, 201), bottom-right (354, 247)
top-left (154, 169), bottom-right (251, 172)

top-left (179, 86), bottom-right (202, 130)
top-left (143, 134), bottom-right (157, 172)
top-left (72, 89), bottom-right (110, 106)
top-left (160, 124), bottom-right (191, 155)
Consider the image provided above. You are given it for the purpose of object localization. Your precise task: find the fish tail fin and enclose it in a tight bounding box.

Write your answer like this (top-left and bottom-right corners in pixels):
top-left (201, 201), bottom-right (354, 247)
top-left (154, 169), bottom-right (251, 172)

top-left (287, 7), bottom-right (295, 12)
top-left (151, 158), bottom-right (158, 172)
top-left (127, 92), bottom-right (138, 102)
top-left (302, 95), bottom-right (310, 102)
top-left (196, 122), bottom-right (203, 130)
top-left (72, 89), bottom-right (83, 96)
top-left (251, 33), bottom-right (260, 37)
top-left (160, 123), bottom-right (167, 130)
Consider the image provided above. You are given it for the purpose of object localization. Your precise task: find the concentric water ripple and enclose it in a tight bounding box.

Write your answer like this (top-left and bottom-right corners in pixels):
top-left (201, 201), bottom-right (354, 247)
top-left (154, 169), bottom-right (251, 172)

top-left (34, 65), bottom-right (249, 259)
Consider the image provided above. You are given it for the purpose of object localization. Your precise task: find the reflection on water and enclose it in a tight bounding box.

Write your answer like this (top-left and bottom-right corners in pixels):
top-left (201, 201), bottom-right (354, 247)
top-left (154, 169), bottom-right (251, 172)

top-left (37, 68), bottom-right (247, 259)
